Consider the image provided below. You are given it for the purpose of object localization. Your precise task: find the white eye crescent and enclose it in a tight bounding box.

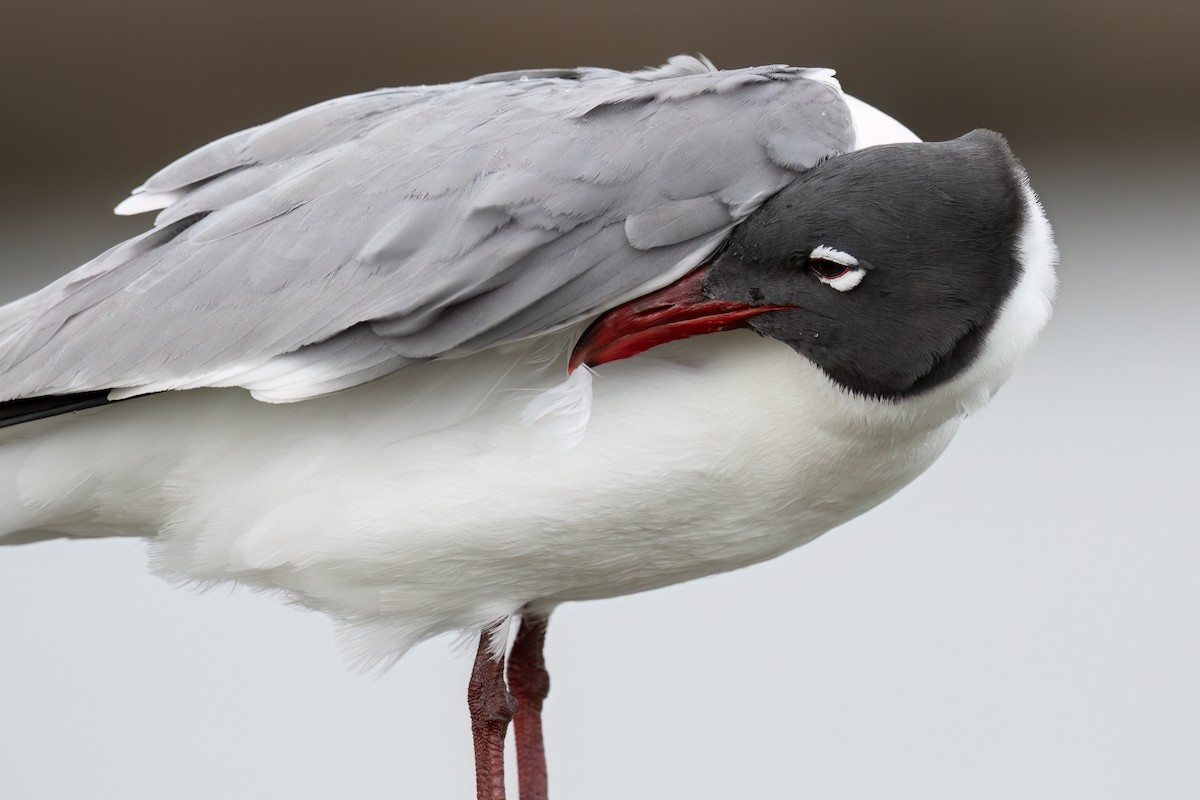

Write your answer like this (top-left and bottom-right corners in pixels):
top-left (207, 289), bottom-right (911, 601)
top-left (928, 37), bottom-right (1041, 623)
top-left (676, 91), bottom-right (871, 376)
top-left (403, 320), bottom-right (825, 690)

top-left (809, 245), bottom-right (866, 292)
top-left (818, 269), bottom-right (865, 292)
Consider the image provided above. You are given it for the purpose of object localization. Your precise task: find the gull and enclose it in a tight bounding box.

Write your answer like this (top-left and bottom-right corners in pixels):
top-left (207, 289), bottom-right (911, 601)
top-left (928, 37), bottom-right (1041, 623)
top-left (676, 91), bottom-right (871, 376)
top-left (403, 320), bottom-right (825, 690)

top-left (0, 56), bottom-right (1057, 799)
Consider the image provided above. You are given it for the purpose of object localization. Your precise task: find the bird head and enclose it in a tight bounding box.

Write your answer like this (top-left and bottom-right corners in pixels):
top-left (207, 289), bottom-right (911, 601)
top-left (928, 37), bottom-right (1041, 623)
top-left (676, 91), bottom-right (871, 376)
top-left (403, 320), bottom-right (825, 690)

top-left (571, 130), bottom-right (1058, 405)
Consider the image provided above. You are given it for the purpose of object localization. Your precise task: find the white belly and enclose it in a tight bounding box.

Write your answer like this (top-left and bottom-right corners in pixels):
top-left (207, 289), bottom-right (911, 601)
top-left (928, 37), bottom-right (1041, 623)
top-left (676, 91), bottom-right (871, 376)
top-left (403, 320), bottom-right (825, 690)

top-left (1, 330), bottom-right (959, 667)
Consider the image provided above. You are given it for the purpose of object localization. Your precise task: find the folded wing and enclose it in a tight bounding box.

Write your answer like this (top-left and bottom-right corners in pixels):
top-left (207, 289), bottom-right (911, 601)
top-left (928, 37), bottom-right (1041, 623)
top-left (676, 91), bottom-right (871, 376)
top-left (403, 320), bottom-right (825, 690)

top-left (0, 57), bottom-right (853, 405)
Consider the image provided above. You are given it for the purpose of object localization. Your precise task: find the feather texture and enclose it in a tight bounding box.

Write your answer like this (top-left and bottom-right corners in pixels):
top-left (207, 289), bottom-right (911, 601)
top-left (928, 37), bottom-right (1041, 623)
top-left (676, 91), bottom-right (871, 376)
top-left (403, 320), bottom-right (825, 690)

top-left (0, 58), bottom-right (853, 404)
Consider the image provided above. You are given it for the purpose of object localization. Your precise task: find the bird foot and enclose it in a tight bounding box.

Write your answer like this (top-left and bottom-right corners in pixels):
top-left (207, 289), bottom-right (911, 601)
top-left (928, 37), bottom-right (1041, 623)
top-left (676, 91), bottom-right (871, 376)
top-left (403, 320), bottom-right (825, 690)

top-left (468, 631), bottom-right (516, 800)
top-left (508, 615), bottom-right (551, 800)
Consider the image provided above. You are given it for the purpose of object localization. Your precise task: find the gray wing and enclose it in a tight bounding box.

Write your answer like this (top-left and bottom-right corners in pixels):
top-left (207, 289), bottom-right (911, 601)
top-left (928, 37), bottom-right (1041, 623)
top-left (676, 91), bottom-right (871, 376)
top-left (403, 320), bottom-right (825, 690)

top-left (0, 56), bottom-right (853, 403)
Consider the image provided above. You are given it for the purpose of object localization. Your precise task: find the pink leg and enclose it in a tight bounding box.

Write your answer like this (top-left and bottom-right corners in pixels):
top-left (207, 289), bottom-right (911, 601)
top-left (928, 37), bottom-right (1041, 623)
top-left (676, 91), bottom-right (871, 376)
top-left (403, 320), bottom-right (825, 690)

top-left (468, 631), bottom-right (516, 800)
top-left (507, 614), bottom-right (551, 800)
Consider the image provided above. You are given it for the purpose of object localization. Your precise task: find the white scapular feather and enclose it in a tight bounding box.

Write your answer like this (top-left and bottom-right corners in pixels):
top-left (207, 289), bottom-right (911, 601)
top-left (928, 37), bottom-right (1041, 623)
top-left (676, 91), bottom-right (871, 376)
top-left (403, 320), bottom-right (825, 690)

top-left (843, 94), bottom-right (921, 148)
top-left (113, 190), bottom-right (185, 216)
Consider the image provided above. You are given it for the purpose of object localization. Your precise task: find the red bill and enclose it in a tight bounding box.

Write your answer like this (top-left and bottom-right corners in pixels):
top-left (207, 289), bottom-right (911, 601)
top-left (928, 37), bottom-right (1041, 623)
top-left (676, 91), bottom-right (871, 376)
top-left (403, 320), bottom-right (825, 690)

top-left (569, 263), bottom-right (793, 372)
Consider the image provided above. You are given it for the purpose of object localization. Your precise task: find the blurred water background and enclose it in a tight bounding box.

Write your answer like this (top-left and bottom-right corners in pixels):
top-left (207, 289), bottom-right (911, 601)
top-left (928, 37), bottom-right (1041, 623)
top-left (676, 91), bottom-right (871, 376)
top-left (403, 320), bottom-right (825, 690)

top-left (1, 1), bottom-right (1197, 798)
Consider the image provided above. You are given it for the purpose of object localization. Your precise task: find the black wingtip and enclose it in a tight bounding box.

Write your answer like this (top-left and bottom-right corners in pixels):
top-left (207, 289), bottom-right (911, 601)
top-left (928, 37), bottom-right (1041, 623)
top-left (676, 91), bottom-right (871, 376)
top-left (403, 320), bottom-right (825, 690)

top-left (0, 391), bottom-right (115, 430)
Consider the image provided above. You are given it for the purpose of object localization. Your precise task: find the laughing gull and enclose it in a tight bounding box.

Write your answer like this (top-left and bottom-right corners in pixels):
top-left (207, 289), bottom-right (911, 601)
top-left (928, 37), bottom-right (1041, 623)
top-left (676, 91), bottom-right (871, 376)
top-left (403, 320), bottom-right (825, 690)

top-left (0, 56), bottom-right (1057, 800)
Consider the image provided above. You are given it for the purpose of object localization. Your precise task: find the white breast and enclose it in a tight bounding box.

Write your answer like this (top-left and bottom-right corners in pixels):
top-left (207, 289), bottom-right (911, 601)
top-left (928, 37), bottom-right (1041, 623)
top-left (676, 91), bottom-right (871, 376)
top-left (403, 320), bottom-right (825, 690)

top-left (2, 329), bottom-right (960, 668)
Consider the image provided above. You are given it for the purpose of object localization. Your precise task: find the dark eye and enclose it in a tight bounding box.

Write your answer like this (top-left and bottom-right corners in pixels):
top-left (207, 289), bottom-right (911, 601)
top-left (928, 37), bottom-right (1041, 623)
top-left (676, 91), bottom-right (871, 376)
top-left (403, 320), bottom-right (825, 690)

top-left (806, 245), bottom-right (866, 292)
top-left (809, 259), bottom-right (851, 280)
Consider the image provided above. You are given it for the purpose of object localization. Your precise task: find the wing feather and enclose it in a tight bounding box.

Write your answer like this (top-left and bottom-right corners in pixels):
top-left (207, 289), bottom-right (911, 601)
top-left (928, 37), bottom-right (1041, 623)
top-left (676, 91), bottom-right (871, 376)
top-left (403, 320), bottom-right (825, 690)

top-left (0, 57), bottom-right (854, 403)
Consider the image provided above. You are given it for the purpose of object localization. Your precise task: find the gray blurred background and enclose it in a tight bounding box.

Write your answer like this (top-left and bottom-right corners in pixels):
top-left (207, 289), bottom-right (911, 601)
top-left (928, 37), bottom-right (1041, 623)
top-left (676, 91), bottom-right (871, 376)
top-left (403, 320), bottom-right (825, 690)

top-left (1, 1), bottom-right (1197, 798)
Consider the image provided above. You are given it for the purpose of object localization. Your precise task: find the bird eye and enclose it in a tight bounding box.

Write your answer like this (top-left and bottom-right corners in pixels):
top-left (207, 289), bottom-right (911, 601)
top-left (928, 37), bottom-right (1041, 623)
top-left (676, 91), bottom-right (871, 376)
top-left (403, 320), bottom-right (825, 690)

top-left (808, 245), bottom-right (865, 292)
top-left (810, 260), bottom-right (851, 280)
